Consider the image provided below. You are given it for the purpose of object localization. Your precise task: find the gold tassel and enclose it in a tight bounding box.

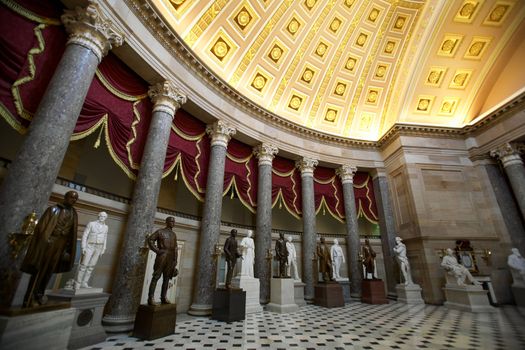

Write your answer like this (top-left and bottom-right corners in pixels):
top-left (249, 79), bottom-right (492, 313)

top-left (279, 198), bottom-right (282, 209)
top-left (230, 188), bottom-right (234, 199)
top-left (323, 206), bottom-right (326, 216)
top-left (174, 163), bottom-right (179, 181)
top-left (93, 124), bottom-right (104, 149)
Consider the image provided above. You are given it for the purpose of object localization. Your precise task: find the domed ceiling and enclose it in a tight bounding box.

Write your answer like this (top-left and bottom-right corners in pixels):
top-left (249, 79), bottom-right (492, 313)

top-left (150, 0), bottom-right (525, 141)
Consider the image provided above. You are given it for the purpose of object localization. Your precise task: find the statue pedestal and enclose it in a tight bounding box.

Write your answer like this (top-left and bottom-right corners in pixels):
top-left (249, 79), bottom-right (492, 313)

top-left (132, 303), bottom-right (177, 340)
top-left (361, 279), bottom-right (388, 304)
top-left (47, 289), bottom-right (110, 349)
top-left (266, 278), bottom-right (298, 313)
top-left (338, 279), bottom-right (351, 303)
top-left (232, 276), bottom-right (263, 314)
top-left (443, 284), bottom-right (495, 313)
top-left (395, 284), bottom-right (424, 305)
top-left (294, 281), bottom-right (306, 306)
top-left (0, 304), bottom-right (75, 350)
top-left (211, 289), bottom-right (246, 322)
top-left (314, 282), bottom-right (345, 308)
top-left (511, 285), bottom-right (525, 310)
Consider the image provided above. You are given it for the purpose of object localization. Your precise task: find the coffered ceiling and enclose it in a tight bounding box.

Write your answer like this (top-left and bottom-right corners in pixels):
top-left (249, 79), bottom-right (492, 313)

top-left (150, 0), bottom-right (525, 141)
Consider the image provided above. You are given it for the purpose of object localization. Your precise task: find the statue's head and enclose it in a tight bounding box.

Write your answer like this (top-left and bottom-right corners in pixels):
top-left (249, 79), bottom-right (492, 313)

top-left (63, 191), bottom-right (78, 207)
top-left (364, 238), bottom-right (370, 245)
top-left (98, 212), bottom-right (108, 222)
top-left (446, 248), bottom-right (453, 256)
top-left (230, 229), bottom-right (237, 237)
top-left (166, 216), bottom-right (175, 228)
top-left (333, 238), bottom-right (339, 245)
top-left (287, 235), bottom-right (293, 242)
top-left (395, 236), bottom-right (402, 243)
top-left (320, 237), bottom-right (325, 243)
top-left (511, 248), bottom-right (520, 256)
top-left (247, 230), bottom-right (253, 238)
top-left (279, 232), bottom-right (284, 239)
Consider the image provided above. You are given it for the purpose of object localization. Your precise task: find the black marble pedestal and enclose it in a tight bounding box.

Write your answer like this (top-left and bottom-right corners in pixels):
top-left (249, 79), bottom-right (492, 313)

top-left (132, 304), bottom-right (177, 340)
top-left (211, 288), bottom-right (246, 322)
top-left (361, 279), bottom-right (388, 304)
top-left (314, 282), bottom-right (345, 307)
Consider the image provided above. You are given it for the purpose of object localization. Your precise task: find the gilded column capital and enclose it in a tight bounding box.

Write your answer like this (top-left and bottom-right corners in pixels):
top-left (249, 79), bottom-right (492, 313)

top-left (206, 120), bottom-right (236, 148)
top-left (336, 165), bottom-right (358, 184)
top-left (253, 143), bottom-right (278, 166)
top-left (148, 81), bottom-right (187, 117)
top-left (61, 2), bottom-right (124, 62)
top-left (490, 142), bottom-right (524, 168)
top-left (295, 157), bottom-right (318, 177)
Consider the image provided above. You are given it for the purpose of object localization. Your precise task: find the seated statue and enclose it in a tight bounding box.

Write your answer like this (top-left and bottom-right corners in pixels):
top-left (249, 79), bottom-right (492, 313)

top-left (441, 248), bottom-right (480, 286)
top-left (508, 248), bottom-right (525, 288)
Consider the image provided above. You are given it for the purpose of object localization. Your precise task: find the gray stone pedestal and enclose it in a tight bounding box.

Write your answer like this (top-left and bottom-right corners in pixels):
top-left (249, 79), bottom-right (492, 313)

top-left (0, 306), bottom-right (76, 350)
top-left (266, 278), bottom-right (298, 313)
top-left (48, 289), bottom-right (110, 349)
top-left (338, 279), bottom-right (351, 303)
top-left (443, 284), bottom-right (495, 312)
top-left (511, 285), bottom-right (525, 310)
top-left (396, 284), bottom-right (424, 305)
top-left (232, 276), bottom-right (263, 314)
top-left (294, 281), bottom-right (306, 306)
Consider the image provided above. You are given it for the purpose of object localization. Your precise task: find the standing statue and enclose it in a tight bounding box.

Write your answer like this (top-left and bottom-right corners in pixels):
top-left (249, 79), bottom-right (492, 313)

top-left (147, 216), bottom-right (179, 305)
top-left (330, 238), bottom-right (345, 280)
top-left (508, 248), bottom-right (525, 287)
top-left (393, 236), bottom-right (414, 285)
top-left (361, 238), bottom-right (377, 280)
top-left (21, 191), bottom-right (79, 307)
top-left (74, 211), bottom-right (108, 289)
top-left (224, 229), bottom-right (241, 289)
top-left (317, 237), bottom-right (333, 282)
top-left (441, 248), bottom-right (480, 286)
top-left (286, 235), bottom-right (300, 281)
top-left (239, 231), bottom-right (255, 277)
top-left (275, 232), bottom-right (288, 278)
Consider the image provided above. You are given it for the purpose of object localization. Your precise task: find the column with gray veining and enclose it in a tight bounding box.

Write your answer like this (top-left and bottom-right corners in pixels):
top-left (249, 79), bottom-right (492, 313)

top-left (491, 142), bottom-right (525, 220)
top-left (188, 121), bottom-right (236, 316)
top-left (102, 82), bottom-right (186, 332)
top-left (253, 143), bottom-right (278, 304)
top-left (296, 157), bottom-right (318, 302)
top-left (0, 3), bottom-right (123, 308)
top-left (372, 170), bottom-right (398, 299)
top-left (336, 165), bottom-right (361, 298)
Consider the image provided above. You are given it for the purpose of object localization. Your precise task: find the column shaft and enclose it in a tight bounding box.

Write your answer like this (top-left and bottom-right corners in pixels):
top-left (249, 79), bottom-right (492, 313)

top-left (504, 163), bottom-right (525, 220)
top-left (255, 162), bottom-right (273, 303)
top-left (301, 174), bottom-right (316, 302)
top-left (341, 181), bottom-right (361, 298)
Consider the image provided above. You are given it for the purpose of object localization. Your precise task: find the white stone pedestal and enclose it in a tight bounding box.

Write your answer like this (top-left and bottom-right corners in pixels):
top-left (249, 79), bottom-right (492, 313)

top-left (294, 281), bottom-right (306, 306)
top-left (396, 284), bottom-right (424, 305)
top-left (232, 276), bottom-right (263, 314)
top-left (266, 278), bottom-right (298, 313)
top-left (443, 284), bottom-right (495, 312)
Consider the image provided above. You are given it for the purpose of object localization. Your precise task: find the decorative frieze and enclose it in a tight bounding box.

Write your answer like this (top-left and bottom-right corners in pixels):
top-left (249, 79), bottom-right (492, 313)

top-left (253, 143), bottom-right (278, 166)
top-left (336, 165), bottom-right (358, 184)
top-left (295, 157), bottom-right (318, 177)
top-left (206, 120), bottom-right (236, 148)
top-left (148, 81), bottom-right (187, 116)
top-left (490, 142), bottom-right (524, 168)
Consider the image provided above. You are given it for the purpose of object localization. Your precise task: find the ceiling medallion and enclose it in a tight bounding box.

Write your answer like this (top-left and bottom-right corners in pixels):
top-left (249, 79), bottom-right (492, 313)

top-left (300, 66), bottom-right (316, 85)
top-left (449, 69), bottom-right (473, 89)
top-left (355, 33), bottom-right (368, 48)
top-left (267, 42), bottom-right (286, 64)
top-left (425, 67), bottom-right (447, 87)
top-left (368, 8), bottom-right (380, 23)
top-left (304, 0), bottom-right (317, 11)
top-left (437, 34), bottom-right (463, 57)
top-left (439, 97), bottom-right (460, 116)
top-left (333, 82), bottom-right (347, 97)
top-left (454, 0), bottom-right (482, 23)
top-left (366, 88), bottom-right (380, 105)
top-left (324, 108), bottom-right (338, 122)
top-left (344, 0), bottom-right (355, 9)
top-left (345, 56), bottom-right (358, 72)
top-left (384, 40), bottom-right (396, 55)
top-left (329, 17), bottom-right (342, 34)
top-left (250, 72), bottom-right (270, 93)
top-left (315, 41), bottom-right (329, 59)
top-left (208, 30), bottom-right (237, 65)
top-left (286, 17), bottom-right (302, 38)
top-left (288, 94), bottom-right (304, 111)
top-left (393, 15), bottom-right (407, 30)
top-left (464, 37), bottom-right (491, 60)
top-left (374, 64), bottom-right (388, 80)
top-left (483, 2), bottom-right (512, 26)
top-left (211, 39), bottom-right (230, 61)
top-left (415, 96), bottom-right (435, 114)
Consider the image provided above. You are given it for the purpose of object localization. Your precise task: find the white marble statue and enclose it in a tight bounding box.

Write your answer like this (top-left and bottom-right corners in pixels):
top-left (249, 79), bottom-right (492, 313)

top-left (441, 248), bottom-right (480, 286)
top-left (508, 247), bottom-right (525, 287)
top-left (286, 235), bottom-right (300, 281)
top-left (393, 236), bottom-right (414, 285)
top-left (75, 212), bottom-right (109, 289)
top-left (239, 230), bottom-right (255, 277)
top-left (330, 239), bottom-right (345, 280)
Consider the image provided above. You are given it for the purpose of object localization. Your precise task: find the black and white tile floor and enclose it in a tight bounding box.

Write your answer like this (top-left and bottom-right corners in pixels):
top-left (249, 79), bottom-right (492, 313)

top-left (84, 303), bottom-right (525, 350)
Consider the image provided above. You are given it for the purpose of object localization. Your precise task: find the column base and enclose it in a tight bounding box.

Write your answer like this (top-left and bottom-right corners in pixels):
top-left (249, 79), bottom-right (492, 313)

top-left (211, 289), bottom-right (246, 322)
top-left (314, 282), bottom-right (345, 308)
top-left (132, 304), bottom-right (177, 340)
top-left (361, 279), bottom-right (388, 304)
top-left (187, 303), bottom-right (213, 316)
top-left (102, 313), bottom-right (135, 334)
top-left (294, 281), bottom-right (306, 306)
top-left (395, 284), bottom-right (424, 305)
top-left (443, 284), bottom-right (495, 313)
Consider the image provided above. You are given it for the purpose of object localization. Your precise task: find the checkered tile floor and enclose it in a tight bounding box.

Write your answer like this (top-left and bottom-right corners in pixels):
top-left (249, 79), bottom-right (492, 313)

top-left (83, 303), bottom-right (525, 350)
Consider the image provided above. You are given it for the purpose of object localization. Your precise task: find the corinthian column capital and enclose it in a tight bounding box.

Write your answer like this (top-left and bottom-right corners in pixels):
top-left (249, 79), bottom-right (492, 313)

top-left (253, 143), bottom-right (278, 166)
top-left (295, 157), bottom-right (318, 177)
top-left (490, 142), bottom-right (524, 168)
top-left (336, 165), bottom-right (358, 184)
top-left (61, 2), bottom-right (124, 62)
top-left (148, 81), bottom-right (187, 117)
top-left (206, 120), bottom-right (236, 148)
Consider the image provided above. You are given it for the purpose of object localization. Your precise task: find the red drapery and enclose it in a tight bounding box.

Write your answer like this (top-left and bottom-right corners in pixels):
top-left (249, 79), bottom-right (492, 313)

top-left (313, 166), bottom-right (345, 222)
top-left (271, 156), bottom-right (302, 219)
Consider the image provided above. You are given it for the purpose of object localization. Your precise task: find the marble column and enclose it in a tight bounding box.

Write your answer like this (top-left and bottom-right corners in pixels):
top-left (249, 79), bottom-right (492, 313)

top-left (490, 142), bottom-right (525, 220)
top-left (253, 143), bottom-right (278, 304)
top-left (188, 121), bottom-right (236, 316)
top-left (0, 3), bottom-right (123, 308)
top-left (372, 170), bottom-right (398, 299)
top-left (336, 165), bottom-right (361, 298)
top-left (102, 82), bottom-right (186, 331)
top-left (296, 157), bottom-right (318, 303)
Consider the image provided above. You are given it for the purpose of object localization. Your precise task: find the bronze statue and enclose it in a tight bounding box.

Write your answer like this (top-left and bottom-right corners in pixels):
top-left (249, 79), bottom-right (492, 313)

top-left (317, 237), bottom-right (333, 282)
top-left (21, 191), bottom-right (79, 307)
top-left (147, 216), bottom-right (178, 305)
top-left (275, 232), bottom-right (288, 278)
top-left (223, 229), bottom-right (241, 289)
top-left (362, 238), bottom-right (377, 280)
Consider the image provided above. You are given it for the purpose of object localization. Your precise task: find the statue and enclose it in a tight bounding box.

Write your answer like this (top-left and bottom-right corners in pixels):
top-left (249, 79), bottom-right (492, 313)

top-left (441, 248), bottom-right (480, 286)
top-left (275, 232), bottom-right (288, 278)
top-left (147, 216), bottom-right (179, 305)
top-left (330, 238), bottom-right (345, 280)
top-left (224, 229), bottom-right (241, 289)
top-left (317, 237), bottom-right (333, 282)
top-left (74, 211), bottom-right (108, 289)
top-left (508, 248), bottom-right (525, 287)
top-left (239, 230), bottom-right (255, 277)
top-left (286, 235), bottom-right (300, 281)
top-left (21, 191), bottom-right (79, 307)
top-left (361, 238), bottom-right (377, 280)
top-left (393, 236), bottom-right (414, 285)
